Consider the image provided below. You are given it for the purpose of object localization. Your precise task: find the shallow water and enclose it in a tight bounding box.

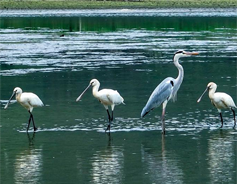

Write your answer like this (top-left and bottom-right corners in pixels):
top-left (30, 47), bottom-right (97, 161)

top-left (1, 9), bottom-right (237, 184)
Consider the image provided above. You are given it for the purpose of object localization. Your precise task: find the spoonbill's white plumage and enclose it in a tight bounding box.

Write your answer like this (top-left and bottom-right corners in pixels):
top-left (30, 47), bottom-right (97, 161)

top-left (4, 87), bottom-right (44, 132)
top-left (76, 79), bottom-right (125, 132)
top-left (197, 82), bottom-right (236, 128)
top-left (141, 50), bottom-right (199, 134)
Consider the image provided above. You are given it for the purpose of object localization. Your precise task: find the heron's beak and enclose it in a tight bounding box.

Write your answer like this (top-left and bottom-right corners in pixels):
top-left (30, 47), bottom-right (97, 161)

top-left (76, 84), bottom-right (91, 102)
top-left (4, 91), bottom-right (16, 109)
top-left (197, 87), bottom-right (208, 103)
top-left (185, 52), bottom-right (199, 56)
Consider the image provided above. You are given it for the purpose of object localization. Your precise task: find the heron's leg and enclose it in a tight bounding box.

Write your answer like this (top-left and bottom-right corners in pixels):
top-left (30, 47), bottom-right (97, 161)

top-left (219, 112), bottom-right (224, 128)
top-left (161, 101), bottom-right (168, 135)
top-left (161, 108), bottom-right (166, 135)
top-left (231, 108), bottom-right (236, 128)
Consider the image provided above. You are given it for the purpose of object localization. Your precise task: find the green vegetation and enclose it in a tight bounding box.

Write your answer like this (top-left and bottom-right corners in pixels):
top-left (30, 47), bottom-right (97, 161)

top-left (0, 0), bottom-right (236, 9)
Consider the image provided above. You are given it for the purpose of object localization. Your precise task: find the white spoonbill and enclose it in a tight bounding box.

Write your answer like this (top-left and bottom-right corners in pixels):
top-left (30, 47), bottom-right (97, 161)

top-left (141, 50), bottom-right (199, 134)
top-left (197, 82), bottom-right (236, 128)
top-left (4, 87), bottom-right (44, 132)
top-left (76, 79), bottom-right (125, 132)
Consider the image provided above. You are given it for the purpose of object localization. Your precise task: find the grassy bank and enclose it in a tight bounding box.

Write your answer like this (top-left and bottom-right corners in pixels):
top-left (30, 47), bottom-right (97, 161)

top-left (0, 0), bottom-right (237, 9)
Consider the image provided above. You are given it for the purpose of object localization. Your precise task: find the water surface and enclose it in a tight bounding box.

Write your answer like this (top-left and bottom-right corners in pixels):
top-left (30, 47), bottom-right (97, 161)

top-left (1, 9), bottom-right (237, 184)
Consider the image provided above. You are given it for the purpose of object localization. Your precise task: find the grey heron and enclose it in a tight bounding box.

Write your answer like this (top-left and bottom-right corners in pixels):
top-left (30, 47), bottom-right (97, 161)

top-left (141, 50), bottom-right (199, 134)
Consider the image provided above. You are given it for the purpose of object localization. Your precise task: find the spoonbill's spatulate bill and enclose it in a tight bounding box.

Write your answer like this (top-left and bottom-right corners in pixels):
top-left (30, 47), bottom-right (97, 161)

top-left (76, 79), bottom-right (125, 132)
top-left (141, 50), bottom-right (199, 134)
top-left (4, 87), bottom-right (44, 132)
top-left (197, 82), bottom-right (236, 128)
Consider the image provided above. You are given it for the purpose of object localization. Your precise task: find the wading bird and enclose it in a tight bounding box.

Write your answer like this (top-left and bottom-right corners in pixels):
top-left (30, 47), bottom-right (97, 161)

top-left (76, 79), bottom-right (125, 132)
top-left (197, 82), bottom-right (236, 128)
top-left (141, 50), bottom-right (199, 134)
top-left (4, 87), bottom-right (44, 132)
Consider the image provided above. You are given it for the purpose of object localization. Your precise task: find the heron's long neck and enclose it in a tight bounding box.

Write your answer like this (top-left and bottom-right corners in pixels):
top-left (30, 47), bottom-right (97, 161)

top-left (174, 57), bottom-right (184, 85)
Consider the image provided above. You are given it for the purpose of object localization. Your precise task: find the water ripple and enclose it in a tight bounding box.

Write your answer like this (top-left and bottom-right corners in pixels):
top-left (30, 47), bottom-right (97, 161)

top-left (0, 9), bottom-right (237, 17)
top-left (1, 27), bottom-right (236, 76)
top-left (17, 114), bottom-right (237, 135)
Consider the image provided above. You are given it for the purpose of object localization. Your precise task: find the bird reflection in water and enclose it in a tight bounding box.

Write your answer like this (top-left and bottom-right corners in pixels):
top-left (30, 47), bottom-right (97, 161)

top-left (90, 136), bottom-right (124, 183)
top-left (14, 133), bottom-right (42, 183)
top-left (141, 137), bottom-right (183, 183)
top-left (208, 131), bottom-right (235, 183)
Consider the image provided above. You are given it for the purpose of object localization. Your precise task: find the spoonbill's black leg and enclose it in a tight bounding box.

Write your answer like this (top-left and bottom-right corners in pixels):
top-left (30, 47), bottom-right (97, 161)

top-left (27, 111), bottom-right (32, 132)
top-left (27, 111), bottom-right (37, 132)
top-left (219, 112), bottom-right (224, 128)
top-left (105, 109), bottom-right (111, 132)
top-left (231, 108), bottom-right (236, 128)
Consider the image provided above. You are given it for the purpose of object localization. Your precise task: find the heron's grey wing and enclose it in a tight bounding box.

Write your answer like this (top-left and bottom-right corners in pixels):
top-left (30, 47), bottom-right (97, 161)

top-left (141, 77), bottom-right (174, 118)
